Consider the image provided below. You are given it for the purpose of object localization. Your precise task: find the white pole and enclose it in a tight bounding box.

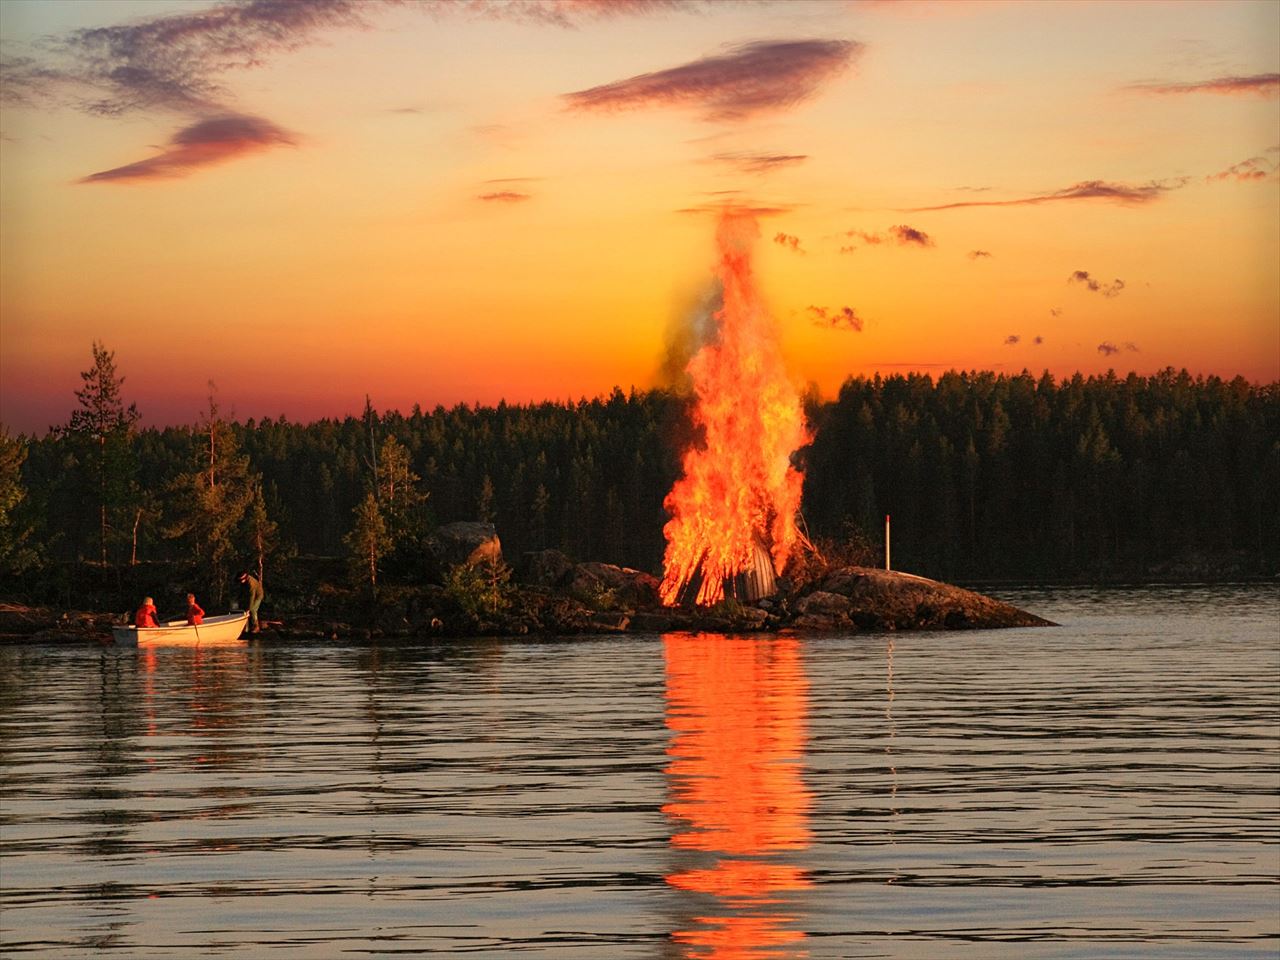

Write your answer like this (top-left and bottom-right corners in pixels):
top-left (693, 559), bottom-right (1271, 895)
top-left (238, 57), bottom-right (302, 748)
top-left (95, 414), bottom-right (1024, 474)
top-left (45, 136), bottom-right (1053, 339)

top-left (885, 514), bottom-right (891, 570)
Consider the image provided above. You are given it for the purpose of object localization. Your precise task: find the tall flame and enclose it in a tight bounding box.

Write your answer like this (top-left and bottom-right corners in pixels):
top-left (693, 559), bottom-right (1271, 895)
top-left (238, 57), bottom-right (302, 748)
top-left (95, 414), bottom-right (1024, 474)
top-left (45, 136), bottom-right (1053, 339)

top-left (660, 212), bottom-right (809, 607)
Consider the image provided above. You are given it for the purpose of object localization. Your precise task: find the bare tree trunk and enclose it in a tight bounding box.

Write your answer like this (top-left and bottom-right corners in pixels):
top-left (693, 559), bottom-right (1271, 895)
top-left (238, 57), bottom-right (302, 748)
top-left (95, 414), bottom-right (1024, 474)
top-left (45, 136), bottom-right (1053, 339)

top-left (131, 507), bottom-right (141, 566)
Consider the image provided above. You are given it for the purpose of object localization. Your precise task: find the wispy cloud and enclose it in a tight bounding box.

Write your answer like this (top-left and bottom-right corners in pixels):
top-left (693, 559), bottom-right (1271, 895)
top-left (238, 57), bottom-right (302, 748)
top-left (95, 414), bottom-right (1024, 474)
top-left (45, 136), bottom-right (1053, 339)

top-left (712, 152), bottom-right (808, 175)
top-left (80, 114), bottom-right (294, 183)
top-left (1206, 156), bottom-right (1277, 183)
top-left (1069, 270), bottom-right (1125, 298)
top-left (968, 249), bottom-right (992, 259)
top-left (478, 190), bottom-right (532, 203)
top-left (888, 224), bottom-right (933, 247)
top-left (563, 39), bottom-right (860, 122)
top-left (839, 224), bottom-right (934, 249)
top-left (2, 1), bottom-right (377, 117)
top-left (808, 305), bottom-right (863, 332)
top-left (1097, 340), bottom-right (1140, 357)
top-left (0, 0), bottom-right (713, 118)
top-left (1123, 73), bottom-right (1280, 97)
top-left (908, 179), bottom-right (1183, 212)
top-left (1004, 334), bottom-right (1020, 346)
top-left (773, 232), bottom-right (804, 253)
top-left (677, 201), bottom-right (797, 217)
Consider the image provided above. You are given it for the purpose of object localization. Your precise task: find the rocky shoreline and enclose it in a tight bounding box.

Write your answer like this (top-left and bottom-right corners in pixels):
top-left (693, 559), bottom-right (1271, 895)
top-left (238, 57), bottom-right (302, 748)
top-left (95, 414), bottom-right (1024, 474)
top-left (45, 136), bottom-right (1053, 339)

top-left (0, 561), bottom-right (1053, 645)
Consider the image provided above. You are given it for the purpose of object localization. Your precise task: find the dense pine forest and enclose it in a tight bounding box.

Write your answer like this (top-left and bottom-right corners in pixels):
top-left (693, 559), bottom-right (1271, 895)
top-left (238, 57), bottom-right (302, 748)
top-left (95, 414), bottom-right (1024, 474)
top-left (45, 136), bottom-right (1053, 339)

top-left (1, 345), bottom-right (1276, 611)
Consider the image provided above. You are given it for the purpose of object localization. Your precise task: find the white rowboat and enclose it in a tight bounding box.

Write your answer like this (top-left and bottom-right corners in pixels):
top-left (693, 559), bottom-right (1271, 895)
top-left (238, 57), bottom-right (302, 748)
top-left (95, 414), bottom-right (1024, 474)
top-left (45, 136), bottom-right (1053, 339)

top-left (112, 612), bottom-right (250, 646)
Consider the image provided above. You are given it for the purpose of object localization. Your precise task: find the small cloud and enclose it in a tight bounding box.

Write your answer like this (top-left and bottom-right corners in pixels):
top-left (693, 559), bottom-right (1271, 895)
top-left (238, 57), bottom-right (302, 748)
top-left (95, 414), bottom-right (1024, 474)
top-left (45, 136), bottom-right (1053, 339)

top-left (1206, 156), bottom-right (1276, 183)
top-left (808, 305), bottom-right (863, 331)
top-left (482, 176), bottom-right (542, 185)
top-left (1004, 334), bottom-right (1020, 346)
top-left (968, 249), bottom-right (992, 259)
top-left (1068, 270), bottom-right (1125, 298)
top-left (1097, 341), bottom-right (1120, 356)
top-left (677, 201), bottom-right (797, 217)
top-left (888, 224), bottom-right (934, 247)
top-left (1124, 341), bottom-right (1140, 352)
top-left (1050, 307), bottom-right (1062, 317)
top-left (712, 152), bottom-right (808, 175)
top-left (478, 190), bottom-right (532, 202)
top-left (1123, 73), bottom-right (1280, 97)
top-left (773, 231), bottom-right (804, 253)
top-left (79, 114), bottom-right (294, 183)
top-left (909, 179), bottom-right (1183, 212)
top-left (1033, 335), bottom-right (1044, 345)
top-left (839, 245), bottom-right (858, 254)
top-left (563, 38), bottom-right (861, 122)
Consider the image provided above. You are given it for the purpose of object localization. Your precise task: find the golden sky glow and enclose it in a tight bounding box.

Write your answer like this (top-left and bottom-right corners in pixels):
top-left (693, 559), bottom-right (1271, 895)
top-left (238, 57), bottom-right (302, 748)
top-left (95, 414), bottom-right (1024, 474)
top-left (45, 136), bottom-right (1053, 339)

top-left (1, 0), bottom-right (1277, 430)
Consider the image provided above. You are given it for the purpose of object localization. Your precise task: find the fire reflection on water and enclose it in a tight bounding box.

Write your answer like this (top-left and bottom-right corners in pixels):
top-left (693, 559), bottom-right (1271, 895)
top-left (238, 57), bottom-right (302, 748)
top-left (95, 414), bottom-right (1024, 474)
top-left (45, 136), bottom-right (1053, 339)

top-left (663, 634), bottom-right (813, 958)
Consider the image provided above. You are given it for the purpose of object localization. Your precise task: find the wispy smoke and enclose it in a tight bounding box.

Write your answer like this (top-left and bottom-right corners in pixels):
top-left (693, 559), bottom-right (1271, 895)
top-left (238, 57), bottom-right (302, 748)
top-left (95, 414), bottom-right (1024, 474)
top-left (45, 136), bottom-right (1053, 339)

top-left (1069, 270), bottom-right (1125, 298)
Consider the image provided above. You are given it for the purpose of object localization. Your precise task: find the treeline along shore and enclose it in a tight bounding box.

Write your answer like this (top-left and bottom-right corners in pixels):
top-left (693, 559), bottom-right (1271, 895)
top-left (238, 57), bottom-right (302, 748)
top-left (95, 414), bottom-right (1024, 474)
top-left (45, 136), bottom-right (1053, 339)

top-left (1, 345), bottom-right (1276, 631)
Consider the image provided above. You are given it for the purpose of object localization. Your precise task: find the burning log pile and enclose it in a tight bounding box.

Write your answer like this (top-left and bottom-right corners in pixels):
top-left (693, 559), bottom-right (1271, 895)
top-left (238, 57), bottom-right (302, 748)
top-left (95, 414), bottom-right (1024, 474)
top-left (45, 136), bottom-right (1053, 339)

top-left (659, 213), bottom-right (809, 607)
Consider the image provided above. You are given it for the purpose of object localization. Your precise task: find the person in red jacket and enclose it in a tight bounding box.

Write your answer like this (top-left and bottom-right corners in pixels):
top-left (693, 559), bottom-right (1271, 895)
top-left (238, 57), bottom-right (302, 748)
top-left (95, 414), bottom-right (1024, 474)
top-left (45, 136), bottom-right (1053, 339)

top-left (186, 593), bottom-right (205, 625)
top-left (135, 597), bottom-right (159, 628)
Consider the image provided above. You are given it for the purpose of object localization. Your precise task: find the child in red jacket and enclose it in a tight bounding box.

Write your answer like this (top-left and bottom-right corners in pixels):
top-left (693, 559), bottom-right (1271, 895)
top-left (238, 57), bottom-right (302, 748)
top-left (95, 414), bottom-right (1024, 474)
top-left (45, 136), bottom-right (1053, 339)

top-left (186, 594), bottom-right (205, 625)
top-left (135, 597), bottom-right (159, 628)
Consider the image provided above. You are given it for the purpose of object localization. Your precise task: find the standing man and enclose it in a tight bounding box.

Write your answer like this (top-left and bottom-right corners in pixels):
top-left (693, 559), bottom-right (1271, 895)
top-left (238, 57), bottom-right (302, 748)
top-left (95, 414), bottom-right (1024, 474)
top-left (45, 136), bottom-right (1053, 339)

top-left (238, 571), bottom-right (264, 633)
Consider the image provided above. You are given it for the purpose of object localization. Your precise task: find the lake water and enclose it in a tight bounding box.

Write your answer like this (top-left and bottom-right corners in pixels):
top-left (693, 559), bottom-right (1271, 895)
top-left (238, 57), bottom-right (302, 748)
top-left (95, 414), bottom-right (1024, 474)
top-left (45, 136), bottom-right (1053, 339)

top-left (1, 585), bottom-right (1277, 959)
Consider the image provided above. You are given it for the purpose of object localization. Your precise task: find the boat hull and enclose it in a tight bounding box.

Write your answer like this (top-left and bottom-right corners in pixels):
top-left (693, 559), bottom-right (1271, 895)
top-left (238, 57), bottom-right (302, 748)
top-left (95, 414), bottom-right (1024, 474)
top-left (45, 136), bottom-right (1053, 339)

top-left (113, 612), bottom-right (250, 646)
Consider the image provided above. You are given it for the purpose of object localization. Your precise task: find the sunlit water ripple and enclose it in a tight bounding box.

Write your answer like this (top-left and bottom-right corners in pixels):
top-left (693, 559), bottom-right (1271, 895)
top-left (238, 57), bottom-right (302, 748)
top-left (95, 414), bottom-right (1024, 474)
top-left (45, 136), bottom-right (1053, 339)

top-left (1, 584), bottom-right (1277, 958)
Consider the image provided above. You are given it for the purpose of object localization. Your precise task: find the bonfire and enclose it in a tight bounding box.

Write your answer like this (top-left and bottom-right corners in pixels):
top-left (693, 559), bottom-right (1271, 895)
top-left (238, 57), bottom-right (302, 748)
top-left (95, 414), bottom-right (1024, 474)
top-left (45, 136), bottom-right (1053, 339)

top-left (660, 213), bottom-right (810, 607)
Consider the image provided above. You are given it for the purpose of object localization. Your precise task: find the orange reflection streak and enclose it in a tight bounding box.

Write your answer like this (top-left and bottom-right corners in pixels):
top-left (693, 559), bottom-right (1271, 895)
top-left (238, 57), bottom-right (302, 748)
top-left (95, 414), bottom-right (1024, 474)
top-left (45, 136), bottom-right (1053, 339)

top-left (663, 634), bottom-right (813, 957)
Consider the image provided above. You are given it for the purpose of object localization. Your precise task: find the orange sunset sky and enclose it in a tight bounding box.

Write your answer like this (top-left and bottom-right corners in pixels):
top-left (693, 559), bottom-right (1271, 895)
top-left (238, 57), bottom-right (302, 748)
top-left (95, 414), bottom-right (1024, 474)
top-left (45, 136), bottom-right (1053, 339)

top-left (1, 0), bottom-right (1277, 432)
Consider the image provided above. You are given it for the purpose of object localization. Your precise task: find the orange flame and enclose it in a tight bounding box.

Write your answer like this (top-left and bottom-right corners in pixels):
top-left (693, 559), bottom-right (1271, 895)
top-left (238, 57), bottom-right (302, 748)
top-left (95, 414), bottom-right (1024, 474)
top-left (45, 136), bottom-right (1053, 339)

top-left (660, 212), bottom-right (809, 606)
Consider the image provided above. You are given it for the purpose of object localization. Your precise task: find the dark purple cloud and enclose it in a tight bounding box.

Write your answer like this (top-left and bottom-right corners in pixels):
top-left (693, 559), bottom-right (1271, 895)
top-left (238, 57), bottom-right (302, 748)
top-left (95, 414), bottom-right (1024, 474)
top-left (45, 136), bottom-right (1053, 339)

top-left (909, 179), bottom-right (1183, 212)
top-left (478, 191), bottom-right (532, 202)
top-left (773, 232), bottom-right (804, 253)
top-left (712, 152), bottom-right (808, 175)
top-left (3, 1), bottom-right (376, 117)
top-left (563, 39), bottom-right (860, 122)
top-left (1033, 335), bottom-right (1044, 345)
top-left (808, 305), bottom-right (863, 332)
top-left (1097, 342), bottom-right (1120, 356)
top-left (1004, 335), bottom-right (1020, 346)
top-left (80, 113), bottom-right (294, 183)
top-left (1124, 73), bottom-right (1280, 97)
top-left (1, 0), bottom-right (712, 117)
top-left (1068, 270), bottom-right (1125, 298)
top-left (888, 224), bottom-right (933, 247)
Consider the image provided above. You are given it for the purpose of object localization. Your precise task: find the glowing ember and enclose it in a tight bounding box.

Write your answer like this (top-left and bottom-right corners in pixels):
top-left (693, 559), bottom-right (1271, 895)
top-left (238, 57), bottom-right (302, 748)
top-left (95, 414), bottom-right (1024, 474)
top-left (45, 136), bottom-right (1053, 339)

top-left (659, 212), bottom-right (810, 606)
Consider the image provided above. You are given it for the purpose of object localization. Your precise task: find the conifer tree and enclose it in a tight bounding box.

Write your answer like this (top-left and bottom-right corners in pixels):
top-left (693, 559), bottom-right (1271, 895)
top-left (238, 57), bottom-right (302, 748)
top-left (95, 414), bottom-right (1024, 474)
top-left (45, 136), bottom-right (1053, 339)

top-left (64, 342), bottom-right (139, 566)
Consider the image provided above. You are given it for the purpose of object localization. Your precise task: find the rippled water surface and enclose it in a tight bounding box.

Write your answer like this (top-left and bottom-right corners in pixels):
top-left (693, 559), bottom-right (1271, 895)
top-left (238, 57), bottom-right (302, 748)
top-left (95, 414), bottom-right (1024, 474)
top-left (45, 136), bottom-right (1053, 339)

top-left (2, 585), bottom-right (1277, 958)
